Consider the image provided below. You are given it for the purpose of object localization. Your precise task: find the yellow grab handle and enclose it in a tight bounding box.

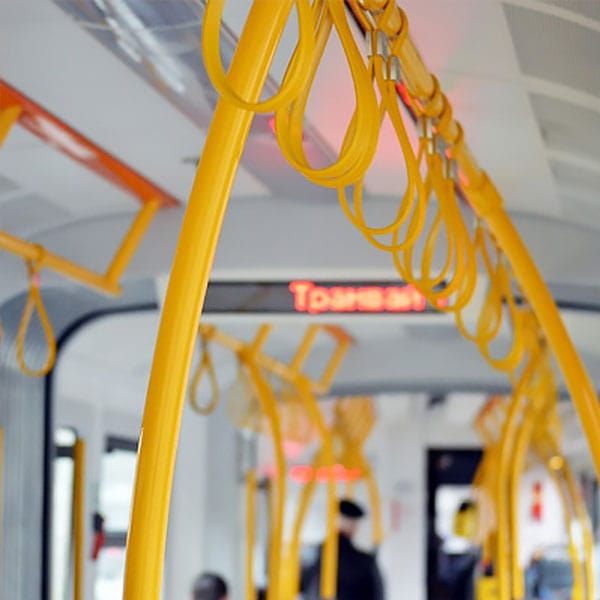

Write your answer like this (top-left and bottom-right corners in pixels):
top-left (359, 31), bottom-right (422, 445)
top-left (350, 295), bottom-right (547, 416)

top-left (202, 0), bottom-right (315, 113)
top-left (189, 333), bottom-right (220, 415)
top-left (15, 259), bottom-right (56, 377)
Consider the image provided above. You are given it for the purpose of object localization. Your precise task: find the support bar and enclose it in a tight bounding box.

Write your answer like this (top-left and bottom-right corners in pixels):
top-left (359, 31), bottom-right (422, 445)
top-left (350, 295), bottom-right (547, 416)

top-left (72, 439), bottom-right (86, 600)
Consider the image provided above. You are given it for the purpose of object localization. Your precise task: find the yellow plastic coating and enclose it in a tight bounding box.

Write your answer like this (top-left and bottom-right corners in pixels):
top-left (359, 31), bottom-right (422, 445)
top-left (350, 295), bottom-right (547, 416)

top-left (244, 358), bottom-right (286, 600)
top-left (202, 0), bottom-right (314, 112)
top-left (285, 459), bottom-right (319, 600)
top-left (123, 3), bottom-right (296, 597)
top-left (508, 389), bottom-right (546, 599)
top-left (350, 0), bottom-right (600, 481)
top-left (296, 377), bottom-right (338, 599)
top-left (73, 439), bottom-right (85, 600)
top-left (104, 198), bottom-right (160, 285)
top-left (15, 260), bottom-right (57, 377)
top-left (0, 197), bottom-right (161, 298)
top-left (245, 469), bottom-right (257, 600)
top-left (544, 462), bottom-right (585, 600)
top-left (364, 464), bottom-right (384, 545)
top-left (274, 0), bottom-right (381, 188)
top-left (562, 456), bottom-right (594, 599)
top-left (0, 106), bottom-right (21, 148)
top-left (495, 356), bottom-right (538, 600)
top-left (481, 204), bottom-right (600, 478)
top-left (0, 231), bottom-right (120, 295)
top-left (189, 333), bottom-right (220, 415)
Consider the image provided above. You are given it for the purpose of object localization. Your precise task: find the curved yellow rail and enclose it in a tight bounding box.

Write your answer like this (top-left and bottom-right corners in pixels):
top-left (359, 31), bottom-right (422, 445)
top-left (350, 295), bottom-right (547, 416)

top-left (125, 2), bottom-right (600, 598)
top-left (123, 3), bottom-right (300, 597)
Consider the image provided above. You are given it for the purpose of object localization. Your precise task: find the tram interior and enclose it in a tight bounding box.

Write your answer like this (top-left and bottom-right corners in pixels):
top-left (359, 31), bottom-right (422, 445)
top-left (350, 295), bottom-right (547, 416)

top-left (1, 1), bottom-right (600, 599)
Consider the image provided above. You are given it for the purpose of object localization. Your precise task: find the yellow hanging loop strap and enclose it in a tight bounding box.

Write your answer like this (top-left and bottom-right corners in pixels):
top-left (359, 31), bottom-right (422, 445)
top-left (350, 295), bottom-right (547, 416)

top-left (337, 35), bottom-right (427, 252)
top-left (15, 257), bottom-right (56, 377)
top-left (274, 0), bottom-right (381, 188)
top-left (188, 327), bottom-right (220, 415)
top-left (397, 127), bottom-right (477, 312)
top-left (455, 224), bottom-right (504, 346)
top-left (201, 0), bottom-right (316, 113)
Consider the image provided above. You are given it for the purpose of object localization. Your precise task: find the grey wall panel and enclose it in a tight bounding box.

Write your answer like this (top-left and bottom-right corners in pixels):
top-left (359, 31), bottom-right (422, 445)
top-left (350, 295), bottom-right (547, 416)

top-left (0, 279), bottom-right (157, 599)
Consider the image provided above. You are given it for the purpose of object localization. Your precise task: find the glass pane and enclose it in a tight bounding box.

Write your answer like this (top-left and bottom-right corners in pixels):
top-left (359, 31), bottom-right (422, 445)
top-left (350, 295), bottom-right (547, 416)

top-left (52, 456), bottom-right (74, 600)
top-left (94, 547), bottom-right (126, 600)
top-left (99, 448), bottom-right (137, 532)
top-left (54, 427), bottom-right (77, 447)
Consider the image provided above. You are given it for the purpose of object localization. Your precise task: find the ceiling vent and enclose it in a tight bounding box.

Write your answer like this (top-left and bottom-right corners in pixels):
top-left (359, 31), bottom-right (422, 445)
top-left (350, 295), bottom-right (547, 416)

top-left (540, 0), bottom-right (600, 23)
top-left (530, 93), bottom-right (600, 164)
top-left (502, 3), bottom-right (600, 98)
top-left (550, 159), bottom-right (600, 199)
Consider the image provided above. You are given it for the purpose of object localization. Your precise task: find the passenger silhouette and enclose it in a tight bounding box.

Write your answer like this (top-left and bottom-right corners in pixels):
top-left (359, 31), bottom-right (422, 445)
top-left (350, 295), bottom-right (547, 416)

top-left (302, 498), bottom-right (384, 600)
top-left (192, 572), bottom-right (228, 600)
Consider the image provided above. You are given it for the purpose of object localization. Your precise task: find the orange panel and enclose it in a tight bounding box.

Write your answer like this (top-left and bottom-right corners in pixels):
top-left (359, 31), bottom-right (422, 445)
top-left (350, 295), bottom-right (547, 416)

top-left (0, 80), bottom-right (179, 207)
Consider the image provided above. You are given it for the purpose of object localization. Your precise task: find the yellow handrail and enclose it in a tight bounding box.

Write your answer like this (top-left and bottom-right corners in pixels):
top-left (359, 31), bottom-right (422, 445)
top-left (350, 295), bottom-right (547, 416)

top-left (296, 377), bottom-right (339, 599)
top-left (73, 439), bottom-right (85, 600)
top-left (244, 356), bottom-right (286, 600)
top-left (123, 3), bottom-right (297, 597)
top-left (346, 0), bottom-right (600, 479)
top-left (245, 469), bottom-right (257, 600)
top-left (0, 198), bottom-right (160, 297)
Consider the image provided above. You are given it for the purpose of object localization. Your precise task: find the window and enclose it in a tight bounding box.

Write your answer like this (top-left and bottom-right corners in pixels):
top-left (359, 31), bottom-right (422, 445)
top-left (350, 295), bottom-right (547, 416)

top-left (52, 427), bottom-right (77, 600)
top-left (94, 437), bottom-right (137, 600)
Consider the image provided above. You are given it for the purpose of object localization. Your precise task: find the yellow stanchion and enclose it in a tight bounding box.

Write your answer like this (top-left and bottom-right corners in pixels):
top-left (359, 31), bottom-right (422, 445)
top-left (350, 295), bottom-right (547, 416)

top-left (295, 377), bottom-right (338, 600)
top-left (123, 2), bottom-right (302, 597)
top-left (243, 331), bottom-right (287, 600)
top-left (245, 469), bottom-right (257, 600)
top-left (562, 461), bottom-right (595, 600)
top-left (73, 439), bottom-right (85, 600)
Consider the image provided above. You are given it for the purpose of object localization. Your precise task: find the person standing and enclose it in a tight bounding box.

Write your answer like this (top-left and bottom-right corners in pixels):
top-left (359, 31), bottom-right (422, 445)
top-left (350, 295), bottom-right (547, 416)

top-left (302, 498), bottom-right (384, 600)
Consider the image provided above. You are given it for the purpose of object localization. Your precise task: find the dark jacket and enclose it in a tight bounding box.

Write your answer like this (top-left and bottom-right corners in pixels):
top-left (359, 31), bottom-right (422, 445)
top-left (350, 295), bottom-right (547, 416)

top-left (302, 533), bottom-right (384, 600)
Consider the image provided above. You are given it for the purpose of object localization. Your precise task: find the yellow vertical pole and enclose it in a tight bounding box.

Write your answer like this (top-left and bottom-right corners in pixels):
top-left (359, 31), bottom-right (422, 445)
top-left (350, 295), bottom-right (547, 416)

top-left (562, 459), bottom-right (595, 600)
top-left (546, 466), bottom-right (585, 600)
top-left (72, 439), bottom-right (85, 600)
top-left (508, 407), bottom-right (536, 600)
top-left (122, 3), bottom-right (295, 598)
top-left (296, 378), bottom-right (338, 600)
top-left (0, 106), bottom-right (21, 148)
top-left (285, 470), bottom-right (318, 600)
top-left (245, 359), bottom-right (286, 600)
top-left (246, 469), bottom-right (257, 600)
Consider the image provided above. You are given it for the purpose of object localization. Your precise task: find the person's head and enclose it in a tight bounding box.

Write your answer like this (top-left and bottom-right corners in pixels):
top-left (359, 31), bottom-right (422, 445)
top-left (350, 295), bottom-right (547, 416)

top-left (338, 498), bottom-right (366, 538)
top-left (192, 572), bottom-right (228, 600)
